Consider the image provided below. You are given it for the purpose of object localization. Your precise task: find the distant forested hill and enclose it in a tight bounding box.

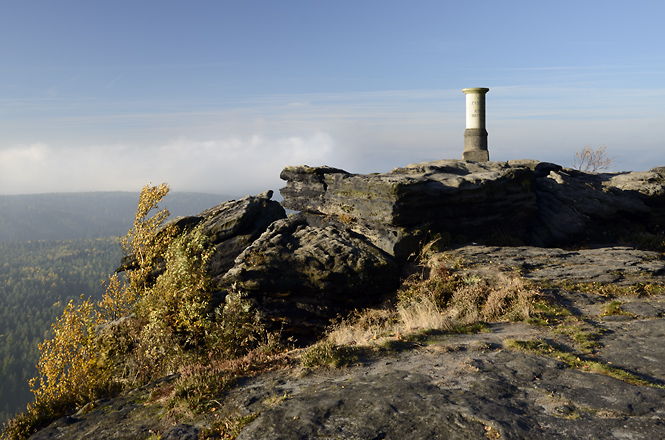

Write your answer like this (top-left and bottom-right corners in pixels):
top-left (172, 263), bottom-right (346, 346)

top-left (0, 192), bottom-right (231, 242)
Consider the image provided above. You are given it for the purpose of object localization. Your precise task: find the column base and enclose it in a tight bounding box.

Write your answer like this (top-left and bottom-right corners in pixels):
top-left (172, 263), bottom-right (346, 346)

top-left (463, 128), bottom-right (489, 161)
top-left (463, 150), bottom-right (490, 161)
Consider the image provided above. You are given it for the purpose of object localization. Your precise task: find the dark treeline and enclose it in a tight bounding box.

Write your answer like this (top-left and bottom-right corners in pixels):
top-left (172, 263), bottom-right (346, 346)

top-left (0, 192), bottom-right (230, 242)
top-left (0, 238), bottom-right (123, 424)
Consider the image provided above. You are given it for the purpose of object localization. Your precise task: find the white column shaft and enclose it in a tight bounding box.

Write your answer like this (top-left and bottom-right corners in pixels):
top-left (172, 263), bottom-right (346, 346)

top-left (463, 88), bottom-right (489, 129)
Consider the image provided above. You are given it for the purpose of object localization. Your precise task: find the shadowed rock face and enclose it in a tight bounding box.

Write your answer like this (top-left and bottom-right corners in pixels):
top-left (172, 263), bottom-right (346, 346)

top-left (193, 190), bottom-right (288, 278)
top-left (221, 213), bottom-right (400, 340)
top-left (280, 159), bottom-right (665, 250)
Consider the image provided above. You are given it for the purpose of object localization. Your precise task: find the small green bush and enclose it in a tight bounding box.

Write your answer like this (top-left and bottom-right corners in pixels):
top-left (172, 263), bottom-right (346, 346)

top-left (206, 289), bottom-right (268, 359)
top-left (602, 300), bottom-right (634, 317)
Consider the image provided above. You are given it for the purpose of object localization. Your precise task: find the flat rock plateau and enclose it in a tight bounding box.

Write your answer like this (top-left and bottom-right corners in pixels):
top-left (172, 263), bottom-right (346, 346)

top-left (30, 245), bottom-right (665, 440)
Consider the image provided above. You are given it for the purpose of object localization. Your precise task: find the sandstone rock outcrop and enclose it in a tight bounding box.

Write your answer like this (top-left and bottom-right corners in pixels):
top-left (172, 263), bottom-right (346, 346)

top-left (280, 159), bottom-right (665, 253)
top-left (196, 191), bottom-right (286, 281)
top-left (116, 190), bottom-right (286, 281)
top-left (185, 160), bottom-right (665, 341)
top-left (117, 160), bottom-right (665, 342)
top-left (117, 189), bottom-right (400, 342)
top-left (221, 213), bottom-right (400, 339)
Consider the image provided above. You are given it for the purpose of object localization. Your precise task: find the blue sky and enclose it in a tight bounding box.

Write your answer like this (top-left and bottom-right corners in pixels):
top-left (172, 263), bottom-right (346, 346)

top-left (1, 0), bottom-right (664, 196)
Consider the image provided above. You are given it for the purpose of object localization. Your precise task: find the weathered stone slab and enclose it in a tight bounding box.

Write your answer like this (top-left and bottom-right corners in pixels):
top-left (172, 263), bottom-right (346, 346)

top-left (281, 160), bottom-right (536, 227)
top-left (281, 160), bottom-right (539, 251)
top-left (599, 318), bottom-right (665, 382)
top-left (237, 347), bottom-right (665, 440)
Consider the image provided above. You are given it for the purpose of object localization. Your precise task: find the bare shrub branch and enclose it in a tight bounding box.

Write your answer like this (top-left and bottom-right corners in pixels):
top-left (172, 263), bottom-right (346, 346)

top-left (573, 145), bottom-right (615, 172)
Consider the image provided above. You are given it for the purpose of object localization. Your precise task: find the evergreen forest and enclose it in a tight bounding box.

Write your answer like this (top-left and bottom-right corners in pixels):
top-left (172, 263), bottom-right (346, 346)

top-left (0, 191), bottom-right (230, 425)
top-left (0, 238), bottom-right (122, 424)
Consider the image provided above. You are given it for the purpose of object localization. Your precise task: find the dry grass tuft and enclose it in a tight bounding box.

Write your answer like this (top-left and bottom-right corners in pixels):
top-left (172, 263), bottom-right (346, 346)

top-left (447, 273), bottom-right (537, 323)
top-left (314, 249), bottom-right (541, 353)
top-left (166, 347), bottom-right (291, 413)
top-left (326, 308), bottom-right (396, 346)
top-left (397, 292), bottom-right (451, 332)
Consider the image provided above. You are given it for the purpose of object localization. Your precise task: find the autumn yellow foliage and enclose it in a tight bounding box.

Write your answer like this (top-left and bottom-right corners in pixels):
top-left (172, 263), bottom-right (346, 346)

top-left (2, 182), bottom-right (272, 439)
top-left (1, 183), bottom-right (209, 439)
top-left (29, 298), bottom-right (112, 412)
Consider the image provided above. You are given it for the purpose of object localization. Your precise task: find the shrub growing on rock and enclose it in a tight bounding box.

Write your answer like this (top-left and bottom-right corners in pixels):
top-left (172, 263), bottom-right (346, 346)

top-left (573, 145), bottom-right (614, 172)
top-left (1, 184), bottom-right (269, 440)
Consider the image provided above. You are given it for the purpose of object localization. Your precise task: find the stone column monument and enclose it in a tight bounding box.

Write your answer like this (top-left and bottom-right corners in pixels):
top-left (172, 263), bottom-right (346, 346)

top-left (462, 87), bottom-right (489, 161)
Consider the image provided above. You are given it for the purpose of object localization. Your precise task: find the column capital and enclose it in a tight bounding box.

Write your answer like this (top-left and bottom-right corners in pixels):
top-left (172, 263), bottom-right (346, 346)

top-left (462, 87), bottom-right (490, 95)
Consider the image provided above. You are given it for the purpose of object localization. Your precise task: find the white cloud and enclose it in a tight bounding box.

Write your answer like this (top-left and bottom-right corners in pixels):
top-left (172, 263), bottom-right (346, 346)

top-left (0, 142), bottom-right (51, 162)
top-left (0, 133), bottom-right (336, 196)
top-left (0, 143), bottom-right (54, 193)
